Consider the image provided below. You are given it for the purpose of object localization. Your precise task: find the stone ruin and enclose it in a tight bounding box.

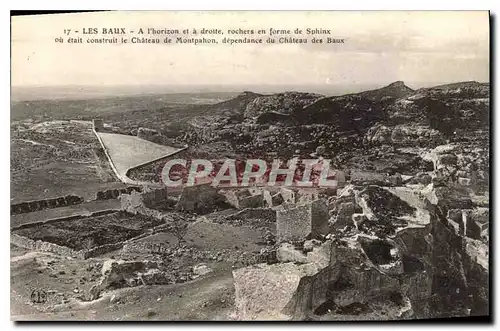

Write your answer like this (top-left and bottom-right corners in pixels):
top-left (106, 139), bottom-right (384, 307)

top-left (276, 199), bottom-right (329, 243)
top-left (175, 184), bottom-right (228, 214)
top-left (119, 187), bottom-right (177, 219)
top-left (222, 189), bottom-right (264, 209)
top-left (96, 186), bottom-right (142, 201)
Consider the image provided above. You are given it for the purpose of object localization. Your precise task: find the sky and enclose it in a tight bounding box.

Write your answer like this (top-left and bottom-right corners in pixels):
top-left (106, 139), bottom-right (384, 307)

top-left (11, 11), bottom-right (490, 89)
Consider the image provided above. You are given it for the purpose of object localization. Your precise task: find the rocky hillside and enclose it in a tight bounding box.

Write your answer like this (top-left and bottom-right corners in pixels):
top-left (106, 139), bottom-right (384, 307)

top-left (244, 92), bottom-right (323, 118)
top-left (178, 81), bottom-right (489, 161)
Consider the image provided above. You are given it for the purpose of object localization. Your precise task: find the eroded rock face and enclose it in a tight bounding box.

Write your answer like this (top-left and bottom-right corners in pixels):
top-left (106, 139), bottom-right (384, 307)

top-left (244, 92), bottom-right (322, 119)
top-left (364, 124), bottom-right (443, 147)
top-left (233, 179), bottom-right (488, 320)
top-left (233, 240), bottom-right (331, 320)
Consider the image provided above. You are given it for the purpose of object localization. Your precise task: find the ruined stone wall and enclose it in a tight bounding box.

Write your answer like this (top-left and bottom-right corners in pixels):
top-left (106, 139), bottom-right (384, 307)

top-left (276, 199), bottom-right (329, 243)
top-left (119, 189), bottom-right (170, 221)
top-left (11, 233), bottom-right (80, 258)
top-left (123, 241), bottom-right (172, 255)
top-left (176, 184), bottom-right (227, 214)
top-left (94, 186), bottom-right (142, 201)
top-left (11, 194), bottom-right (84, 215)
top-left (81, 242), bottom-right (128, 259)
top-left (12, 209), bottom-right (118, 231)
top-left (10, 186), bottom-right (142, 215)
top-left (11, 212), bottom-right (155, 260)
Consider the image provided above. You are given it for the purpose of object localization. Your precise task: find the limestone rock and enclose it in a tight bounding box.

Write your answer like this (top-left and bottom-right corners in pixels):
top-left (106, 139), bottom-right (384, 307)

top-left (303, 239), bottom-right (321, 253)
top-left (193, 263), bottom-right (212, 276)
top-left (277, 243), bottom-right (307, 264)
top-left (232, 261), bottom-right (326, 320)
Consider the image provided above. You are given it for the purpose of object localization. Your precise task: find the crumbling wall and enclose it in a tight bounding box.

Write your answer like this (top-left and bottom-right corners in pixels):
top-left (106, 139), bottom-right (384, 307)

top-left (11, 194), bottom-right (84, 215)
top-left (12, 226), bottom-right (154, 260)
top-left (95, 186), bottom-right (142, 201)
top-left (123, 242), bottom-right (173, 255)
top-left (119, 189), bottom-right (172, 221)
top-left (221, 189), bottom-right (265, 209)
top-left (11, 209), bottom-right (118, 231)
top-left (11, 233), bottom-right (80, 258)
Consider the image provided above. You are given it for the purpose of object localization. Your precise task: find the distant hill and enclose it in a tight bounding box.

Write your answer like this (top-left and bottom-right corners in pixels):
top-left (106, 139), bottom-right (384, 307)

top-left (189, 80), bottom-right (489, 135)
top-left (355, 81), bottom-right (414, 101)
top-left (423, 81), bottom-right (488, 90)
top-left (415, 81), bottom-right (489, 99)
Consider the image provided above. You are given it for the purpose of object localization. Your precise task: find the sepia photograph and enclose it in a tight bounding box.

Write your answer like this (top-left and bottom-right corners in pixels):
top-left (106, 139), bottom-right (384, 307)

top-left (10, 10), bottom-right (490, 321)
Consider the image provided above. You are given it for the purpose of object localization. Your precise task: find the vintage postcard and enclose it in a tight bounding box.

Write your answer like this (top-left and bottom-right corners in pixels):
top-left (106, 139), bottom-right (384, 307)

top-left (10, 11), bottom-right (490, 321)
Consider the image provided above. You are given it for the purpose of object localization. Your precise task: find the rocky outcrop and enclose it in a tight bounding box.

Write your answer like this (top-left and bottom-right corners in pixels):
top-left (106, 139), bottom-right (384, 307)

top-left (364, 124), bottom-right (444, 147)
top-left (233, 177), bottom-right (488, 320)
top-left (244, 92), bottom-right (322, 119)
top-left (233, 232), bottom-right (426, 320)
top-left (204, 91), bottom-right (263, 118)
top-left (233, 240), bottom-right (331, 320)
top-left (416, 81), bottom-right (489, 99)
top-left (297, 95), bottom-right (384, 130)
